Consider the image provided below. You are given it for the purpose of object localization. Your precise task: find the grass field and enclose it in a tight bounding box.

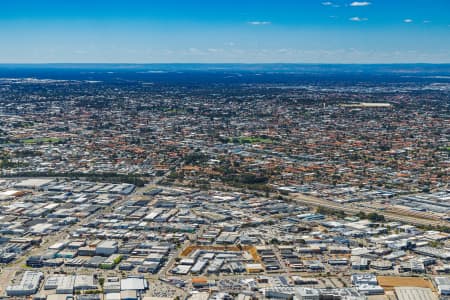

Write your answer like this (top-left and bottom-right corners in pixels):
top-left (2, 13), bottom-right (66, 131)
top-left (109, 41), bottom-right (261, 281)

top-left (21, 137), bottom-right (62, 144)
top-left (231, 136), bottom-right (273, 144)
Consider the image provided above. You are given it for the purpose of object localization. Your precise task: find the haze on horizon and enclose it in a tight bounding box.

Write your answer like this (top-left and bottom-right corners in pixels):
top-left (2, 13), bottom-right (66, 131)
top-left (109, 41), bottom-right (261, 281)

top-left (1, 0), bottom-right (449, 64)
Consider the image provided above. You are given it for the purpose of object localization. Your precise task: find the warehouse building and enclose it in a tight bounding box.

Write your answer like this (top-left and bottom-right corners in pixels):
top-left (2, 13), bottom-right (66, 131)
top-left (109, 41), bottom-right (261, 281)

top-left (435, 277), bottom-right (450, 296)
top-left (6, 271), bottom-right (43, 296)
top-left (394, 287), bottom-right (437, 300)
top-left (121, 277), bottom-right (148, 291)
top-left (96, 240), bottom-right (118, 256)
top-left (56, 276), bottom-right (75, 294)
top-left (74, 275), bottom-right (97, 291)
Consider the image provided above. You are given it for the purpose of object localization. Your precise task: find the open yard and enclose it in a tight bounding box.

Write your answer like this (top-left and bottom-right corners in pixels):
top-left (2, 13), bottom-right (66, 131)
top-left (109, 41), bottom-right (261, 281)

top-left (377, 276), bottom-right (435, 291)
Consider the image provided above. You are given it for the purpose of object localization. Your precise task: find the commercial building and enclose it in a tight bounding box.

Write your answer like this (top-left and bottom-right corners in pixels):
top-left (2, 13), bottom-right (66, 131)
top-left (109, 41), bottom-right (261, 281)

top-left (295, 288), bottom-right (320, 300)
top-left (74, 275), bottom-right (97, 291)
top-left (435, 277), bottom-right (450, 296)
top-left (6, 271), bottom-right (43, 296)
top-left (96, 240), bottom-right (118, 256)
top-left (56, 276), bottom-right (75, 294)
top-left (394, 287), bottom-right (437, 300)
top-left (120, 277), bottom-right (148, 291)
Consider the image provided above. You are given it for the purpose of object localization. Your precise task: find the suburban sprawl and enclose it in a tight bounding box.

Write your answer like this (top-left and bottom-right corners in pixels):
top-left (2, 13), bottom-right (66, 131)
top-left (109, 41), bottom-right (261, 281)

top-left (0, 65), bottom-right (449, 300)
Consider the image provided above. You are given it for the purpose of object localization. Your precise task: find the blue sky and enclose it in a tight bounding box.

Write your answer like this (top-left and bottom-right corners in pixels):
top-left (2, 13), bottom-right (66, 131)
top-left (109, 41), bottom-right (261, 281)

top-left (0, 0), bottom-right (449, 63)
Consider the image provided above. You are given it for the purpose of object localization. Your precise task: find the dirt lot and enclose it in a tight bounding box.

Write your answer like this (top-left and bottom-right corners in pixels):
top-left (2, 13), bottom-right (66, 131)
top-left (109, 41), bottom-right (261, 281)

top-left (377, 276), bottom-right (435, 291)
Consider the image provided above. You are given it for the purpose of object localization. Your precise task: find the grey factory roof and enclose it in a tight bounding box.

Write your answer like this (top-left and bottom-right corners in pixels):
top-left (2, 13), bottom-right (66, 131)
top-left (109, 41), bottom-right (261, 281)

top-left (120, 277), bottom-right (148, 291)
top-left (394, 287), bottom-right (437, 300)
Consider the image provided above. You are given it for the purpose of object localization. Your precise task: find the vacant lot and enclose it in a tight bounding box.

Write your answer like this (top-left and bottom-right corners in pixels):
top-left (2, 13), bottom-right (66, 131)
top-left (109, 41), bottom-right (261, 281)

top-left (377, 276), bottom-right (435, 291)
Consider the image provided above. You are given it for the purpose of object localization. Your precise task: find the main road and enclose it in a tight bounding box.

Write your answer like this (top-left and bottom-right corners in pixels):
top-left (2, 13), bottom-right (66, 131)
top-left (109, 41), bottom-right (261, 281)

top-left (289, 192), bottom-right (448, 227)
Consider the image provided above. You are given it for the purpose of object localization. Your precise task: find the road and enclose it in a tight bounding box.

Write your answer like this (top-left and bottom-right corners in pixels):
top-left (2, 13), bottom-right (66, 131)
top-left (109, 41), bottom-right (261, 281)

top-left (289, 193), bottom-right (449, 227)
top-left (0, 176), bottom-right (166, 295)
top-left (209, 183), bottom-right (448, 228)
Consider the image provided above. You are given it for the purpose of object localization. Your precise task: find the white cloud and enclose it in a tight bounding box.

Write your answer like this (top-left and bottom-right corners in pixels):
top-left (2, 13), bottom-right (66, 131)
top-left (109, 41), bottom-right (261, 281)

top-left (207, 48), bottom-right (222, 53)
top-left (350, 1), bottom-right (371, 6)
top-left (322, 2), bottom-right (340, 7)
top-left (188, 48), bottom-right (202, 54)
top-left (349, 16), bottom-right (368, 21)
top-left (423, 20), bottom-right (431, 24)
top-left (247, 21), bottom-right (271, 25)
top-left (403, 19), bottom-right (413, 23)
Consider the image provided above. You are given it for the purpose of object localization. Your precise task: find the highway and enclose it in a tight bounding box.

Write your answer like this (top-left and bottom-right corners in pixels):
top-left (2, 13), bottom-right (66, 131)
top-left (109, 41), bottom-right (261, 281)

top-left (289, 193), bottom-right (449, 227)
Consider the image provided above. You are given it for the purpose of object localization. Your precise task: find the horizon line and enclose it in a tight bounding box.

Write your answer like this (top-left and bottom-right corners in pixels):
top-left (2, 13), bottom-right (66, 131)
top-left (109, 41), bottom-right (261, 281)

top-left (1, 62), bottom-right (450, 66)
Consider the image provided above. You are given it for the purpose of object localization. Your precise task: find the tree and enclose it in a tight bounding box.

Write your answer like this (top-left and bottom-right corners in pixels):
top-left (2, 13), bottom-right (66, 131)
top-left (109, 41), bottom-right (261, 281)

top-left (98, 278), bottom-right (105, 288)
top-left (357, 211), bottom-right (367, 219)
top-left (367, 212), bottom-right (385, 222)
top-left (270, 238), bottom-right (280, 245)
